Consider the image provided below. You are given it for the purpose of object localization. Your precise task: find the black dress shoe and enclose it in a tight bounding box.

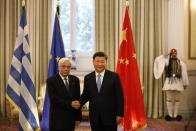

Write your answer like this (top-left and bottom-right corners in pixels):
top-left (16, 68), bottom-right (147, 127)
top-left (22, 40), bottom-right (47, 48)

top-left (165, 115), bottom-right (172, 121)
top-left (176, 115), bottom-right (182, 121)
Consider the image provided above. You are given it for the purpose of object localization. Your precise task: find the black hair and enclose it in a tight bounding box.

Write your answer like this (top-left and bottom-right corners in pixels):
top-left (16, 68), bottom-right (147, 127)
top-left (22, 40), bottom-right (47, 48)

top-left (167, 54), bottom-right (172, 77)
top-left (93, 51), bottom-right (108, 60)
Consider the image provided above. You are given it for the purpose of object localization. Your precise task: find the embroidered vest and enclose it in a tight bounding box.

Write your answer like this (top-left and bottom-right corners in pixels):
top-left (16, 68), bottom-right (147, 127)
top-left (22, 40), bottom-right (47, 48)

top-left (166, 58), bottom-right (181, 78)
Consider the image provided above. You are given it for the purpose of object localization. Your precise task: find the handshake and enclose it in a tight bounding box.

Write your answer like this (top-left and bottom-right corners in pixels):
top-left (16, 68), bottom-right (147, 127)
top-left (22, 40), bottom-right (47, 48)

top-left (71, 100), bottom-right (81, 110)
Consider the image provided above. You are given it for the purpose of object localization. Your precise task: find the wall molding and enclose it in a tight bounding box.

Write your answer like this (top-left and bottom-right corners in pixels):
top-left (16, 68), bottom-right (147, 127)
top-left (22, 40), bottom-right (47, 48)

top-left (179, 108), bottom-right (196, 120)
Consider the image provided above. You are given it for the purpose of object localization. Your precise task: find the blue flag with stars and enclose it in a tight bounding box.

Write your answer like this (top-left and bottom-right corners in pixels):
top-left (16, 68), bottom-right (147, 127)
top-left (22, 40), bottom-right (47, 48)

top-left (41, 11), bottom-right (65, 131)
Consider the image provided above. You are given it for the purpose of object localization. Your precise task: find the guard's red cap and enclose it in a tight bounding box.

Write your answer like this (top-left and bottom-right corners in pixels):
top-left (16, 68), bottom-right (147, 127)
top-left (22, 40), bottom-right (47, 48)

top-left (171, 48), bottom-right (177, 54)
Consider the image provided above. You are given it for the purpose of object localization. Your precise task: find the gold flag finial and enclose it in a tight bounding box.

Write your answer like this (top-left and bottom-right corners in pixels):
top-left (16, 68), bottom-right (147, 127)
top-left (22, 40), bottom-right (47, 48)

top-left (57, 0), bottom-right (60, 7)
top-left (126, 0), bottom-right (129, 10)
top-left (22, 0), bottom-right (25, 7)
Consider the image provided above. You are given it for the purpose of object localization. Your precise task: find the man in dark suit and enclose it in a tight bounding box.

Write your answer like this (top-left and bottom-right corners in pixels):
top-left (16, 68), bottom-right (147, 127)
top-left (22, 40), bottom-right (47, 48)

top-left (47, 57), bottom-right (81, 131)
top-left (80, 51), bottom-right (124, 131)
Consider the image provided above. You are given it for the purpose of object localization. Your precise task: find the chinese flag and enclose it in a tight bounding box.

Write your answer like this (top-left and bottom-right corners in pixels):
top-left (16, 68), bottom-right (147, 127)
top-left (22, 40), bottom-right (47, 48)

top-left (116, 8), bottom-right (147, 131)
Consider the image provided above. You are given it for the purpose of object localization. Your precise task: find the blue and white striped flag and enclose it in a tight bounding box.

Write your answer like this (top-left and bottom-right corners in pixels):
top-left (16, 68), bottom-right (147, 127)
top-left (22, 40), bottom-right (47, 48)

top-left (6, 8), bottom-right (40, 131)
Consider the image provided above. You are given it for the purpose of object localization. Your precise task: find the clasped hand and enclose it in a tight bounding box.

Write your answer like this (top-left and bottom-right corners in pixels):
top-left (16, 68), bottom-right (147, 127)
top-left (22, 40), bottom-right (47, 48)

top-left (116, 116), bottom-right (122, 124)
top-left (71, 100), bottom-right (80, 110)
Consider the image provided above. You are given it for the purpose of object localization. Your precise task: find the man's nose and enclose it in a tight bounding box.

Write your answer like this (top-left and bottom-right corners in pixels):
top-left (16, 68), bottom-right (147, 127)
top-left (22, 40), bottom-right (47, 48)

top-left (63, 68), bottom-right (68, 71)
top-left (98, 63), bottom-right (102, 65)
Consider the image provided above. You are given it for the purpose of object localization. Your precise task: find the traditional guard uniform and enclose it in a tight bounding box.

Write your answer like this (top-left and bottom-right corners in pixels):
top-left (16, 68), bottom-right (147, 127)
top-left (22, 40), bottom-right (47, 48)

top-left (154, 49), bottom-right (189, 121)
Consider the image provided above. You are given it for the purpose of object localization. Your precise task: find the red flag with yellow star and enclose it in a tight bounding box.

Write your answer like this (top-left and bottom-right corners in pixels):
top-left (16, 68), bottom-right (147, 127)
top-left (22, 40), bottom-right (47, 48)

top-left (116, 8), bottom-right (147, 131)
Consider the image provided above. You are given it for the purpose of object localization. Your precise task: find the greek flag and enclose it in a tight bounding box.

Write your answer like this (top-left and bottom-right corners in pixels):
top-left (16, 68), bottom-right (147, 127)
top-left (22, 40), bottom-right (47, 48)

top-left (6, 8), bottom-right (40, 131)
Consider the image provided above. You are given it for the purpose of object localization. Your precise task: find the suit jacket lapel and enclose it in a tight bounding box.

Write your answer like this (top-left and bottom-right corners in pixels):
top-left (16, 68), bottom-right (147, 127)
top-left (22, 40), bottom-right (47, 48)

top-left (56, 74), bottom-right (70, 96)
top-left (91, 71), bottom-right (99, 93)
top-left (100, 70), bottom-right (108, 93)
top-left (67, 75), bottom-right (73, 97)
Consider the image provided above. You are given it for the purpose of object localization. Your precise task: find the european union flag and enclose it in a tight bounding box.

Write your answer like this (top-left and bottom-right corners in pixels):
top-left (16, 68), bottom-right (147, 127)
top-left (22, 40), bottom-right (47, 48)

top-left (41, 11), bottom-right (65, 131)
top-left (6, 8), bottom-right (40, 131)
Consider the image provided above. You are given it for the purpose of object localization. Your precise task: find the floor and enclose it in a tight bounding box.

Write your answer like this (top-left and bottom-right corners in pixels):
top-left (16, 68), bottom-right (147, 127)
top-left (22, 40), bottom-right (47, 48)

top-left (0, 118), bottom-right (196, 131)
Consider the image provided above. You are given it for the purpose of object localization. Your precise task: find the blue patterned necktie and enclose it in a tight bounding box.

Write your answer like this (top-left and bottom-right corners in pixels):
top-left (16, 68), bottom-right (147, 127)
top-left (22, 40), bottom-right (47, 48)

top-left (97, 74), bottom-right (101, 92)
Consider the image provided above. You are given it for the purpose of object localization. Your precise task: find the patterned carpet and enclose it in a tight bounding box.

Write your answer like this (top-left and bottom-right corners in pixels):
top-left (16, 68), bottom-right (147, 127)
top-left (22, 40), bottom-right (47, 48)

top-left (0, 118), bottom-right (196, 131)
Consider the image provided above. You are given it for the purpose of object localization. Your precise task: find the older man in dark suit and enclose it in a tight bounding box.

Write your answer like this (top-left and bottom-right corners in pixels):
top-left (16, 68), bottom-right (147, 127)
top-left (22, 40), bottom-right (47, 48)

top-left (80, 51), bottom-right (124, 131)
top-left (47, 57), bottom-right (81, 131)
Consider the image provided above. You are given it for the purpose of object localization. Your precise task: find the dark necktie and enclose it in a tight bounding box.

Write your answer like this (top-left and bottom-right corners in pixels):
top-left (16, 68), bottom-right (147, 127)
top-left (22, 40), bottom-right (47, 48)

top-left (64, 77), bottom-right (69, 91)
top-left (97, 74), bottom-right (101, 92)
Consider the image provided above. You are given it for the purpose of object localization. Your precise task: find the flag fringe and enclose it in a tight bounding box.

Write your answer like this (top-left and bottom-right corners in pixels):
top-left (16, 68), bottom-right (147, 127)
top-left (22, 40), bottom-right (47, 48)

top-left (5, 94), bottom-right (20, 111)
top-left (35, 127), bottom-right (40, 131)
top-left (136, 124), bottom-right (147, 131)
top-left (120, 122), bottom-right (147, 131)
top-left (6, 94), bottom-right (41, 131)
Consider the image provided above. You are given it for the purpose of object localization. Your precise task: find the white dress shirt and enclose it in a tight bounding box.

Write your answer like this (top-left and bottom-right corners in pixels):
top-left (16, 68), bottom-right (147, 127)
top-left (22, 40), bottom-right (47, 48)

top-left (95, 70), bottom-right (105, 85)
top-left (59, 73), bottom-right (69, 85)
top-left (154, 55), bottom-right (189, 91)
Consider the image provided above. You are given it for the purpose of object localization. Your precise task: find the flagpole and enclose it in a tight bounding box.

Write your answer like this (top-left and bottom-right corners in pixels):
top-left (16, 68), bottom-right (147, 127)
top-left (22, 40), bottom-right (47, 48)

top-left (41, 0), bottom-right (66, 130)
top-left (57, 0), bottom-right (60, 15)
top-left (126, 0), bottom-right (129, 10)
top-left (117, 2), bottom-right (147, 130)
top-left (6, 1), bottom-right (40, 130)
top-left (22, 0), bottom-right (25, 9)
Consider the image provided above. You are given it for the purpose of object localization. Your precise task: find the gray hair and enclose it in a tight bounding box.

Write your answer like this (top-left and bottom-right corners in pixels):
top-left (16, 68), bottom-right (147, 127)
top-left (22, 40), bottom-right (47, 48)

top-left (58, 57), bottom-right (72, 66)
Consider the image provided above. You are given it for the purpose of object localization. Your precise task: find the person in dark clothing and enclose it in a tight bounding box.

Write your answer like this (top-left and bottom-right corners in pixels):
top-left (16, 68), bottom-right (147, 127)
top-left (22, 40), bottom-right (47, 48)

top-left (80, 51), bottom-right (124, 131)
top-left (47, 57), bottom-right (81, 131)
